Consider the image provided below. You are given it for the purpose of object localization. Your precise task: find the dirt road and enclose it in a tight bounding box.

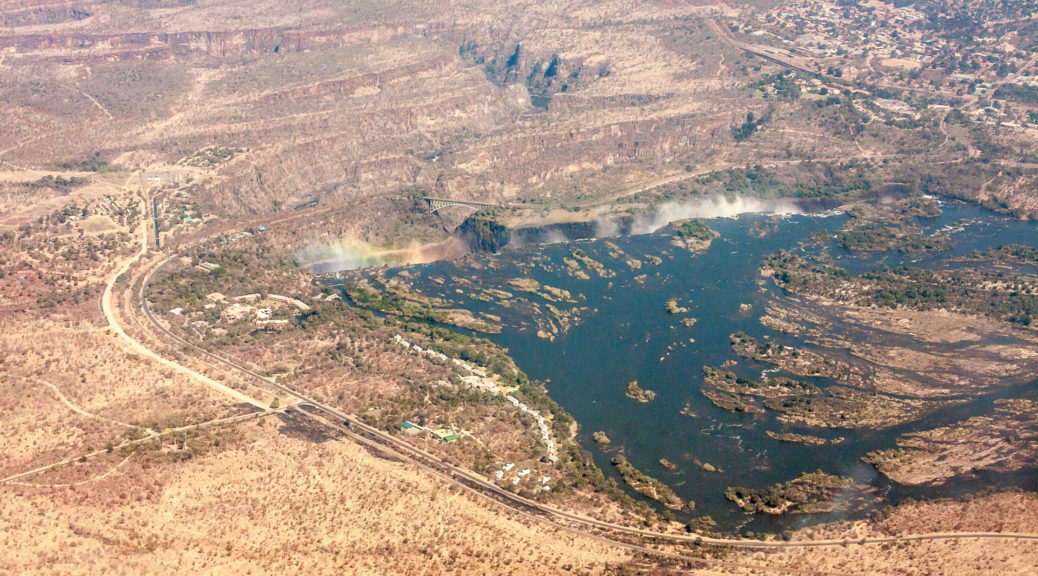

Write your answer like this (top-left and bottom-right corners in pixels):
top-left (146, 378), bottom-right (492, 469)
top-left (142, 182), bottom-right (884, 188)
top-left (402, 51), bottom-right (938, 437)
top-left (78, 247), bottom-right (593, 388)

top-left (100, 184), bottom-right (268, 410)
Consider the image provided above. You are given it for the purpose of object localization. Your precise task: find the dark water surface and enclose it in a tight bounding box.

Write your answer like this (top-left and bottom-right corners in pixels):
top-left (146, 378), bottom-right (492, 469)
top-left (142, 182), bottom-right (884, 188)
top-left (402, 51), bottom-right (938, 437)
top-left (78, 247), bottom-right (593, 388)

top-left (327, 201), bottom-right (1038, 533)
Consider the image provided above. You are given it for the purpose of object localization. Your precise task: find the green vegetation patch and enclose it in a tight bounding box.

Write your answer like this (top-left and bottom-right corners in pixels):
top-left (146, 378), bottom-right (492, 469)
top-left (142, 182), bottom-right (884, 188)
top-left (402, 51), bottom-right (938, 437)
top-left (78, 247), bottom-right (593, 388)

top-left (147, 249), bottom-right (300, 313)
top-left (611, 454), bottom-right (688, 511)
top-left (767, 251), bottom-right (1038, 327)
top-left (765, 431), bottom-right (839, 446)
top-left (625, 380), bottom-right (657, 403)
top-left (956, 244), bottom-right (1038, 266)
top-left (753, 72), bottom-right (801, 100)
top-left (673, 218), bottom-right (713, 241)
top-left (458, 216), bottom-right (510, 252)
top-left (183, 146), bottom-right (244, 168)
top-left (344, 281), bottom-right (501, 333)
top-left (703, 365), bottom-right (820, 397)
top-left (21, 175), bottom-right (89, 192)
top-left (703, 356), bottom-right (943, 429)
top-left (993, 83), bottom-right (1038, 104)
top-left (55, 152), bottom-right (121, 173)
top-left (835, 225), bottom-right (950, 253)
top-left (725, 471), bottom-right (860, 515)
top-left (732, 111), bottom-right (768, 141)
top-left (700, 366), bottom-right (820, 415)
top-left (729, 332), bottom-right (851, 380)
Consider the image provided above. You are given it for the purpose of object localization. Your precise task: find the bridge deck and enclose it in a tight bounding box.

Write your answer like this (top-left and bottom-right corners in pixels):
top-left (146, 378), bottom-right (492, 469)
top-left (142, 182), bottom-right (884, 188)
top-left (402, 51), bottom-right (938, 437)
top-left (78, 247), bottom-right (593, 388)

top-left (423, 197), bottom-right (500, 211)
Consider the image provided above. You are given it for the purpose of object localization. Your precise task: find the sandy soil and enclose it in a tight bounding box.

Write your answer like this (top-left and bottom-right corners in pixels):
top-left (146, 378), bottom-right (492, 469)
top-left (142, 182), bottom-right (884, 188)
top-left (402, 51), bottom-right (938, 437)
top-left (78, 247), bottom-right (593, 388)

top-left (0, 418), bottom-right (627, 575)
top-left (761, 492), bottom-right (1038, 576)
top-left (0, 316), bottom-right (244, 478)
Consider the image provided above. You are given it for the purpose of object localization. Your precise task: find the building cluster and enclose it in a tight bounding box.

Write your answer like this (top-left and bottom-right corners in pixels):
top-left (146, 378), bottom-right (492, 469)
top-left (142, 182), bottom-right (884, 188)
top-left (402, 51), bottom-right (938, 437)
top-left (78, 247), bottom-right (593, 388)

top-left (393, 334), bottom-right (559, 465)
top-left (503, 394), bottom-right (558, 464)
top-left (743, 0), bottom-right (1037, 91)
top-left (493, 463), bottom-right (552, 490)
top-left (748, 0), bottom-right (932, 66)
top-left (393, 334), bottom-right (451, 363)
top-left (735, 0), bottom-right (1038, 132)
top-left (400, 421), bottom-right (459, 443)
top-left (175, 291), bottom-right (305, 332)
top-left (220, 302), bottom-right (254, 322)
top-left (267, 293), bottom-right (311, 311)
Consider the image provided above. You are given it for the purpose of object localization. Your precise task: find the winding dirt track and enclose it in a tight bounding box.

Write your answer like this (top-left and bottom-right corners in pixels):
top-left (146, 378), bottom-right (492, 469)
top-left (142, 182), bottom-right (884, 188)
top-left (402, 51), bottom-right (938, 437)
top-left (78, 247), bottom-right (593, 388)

top-left (0, 410), bottom-right (274, 485)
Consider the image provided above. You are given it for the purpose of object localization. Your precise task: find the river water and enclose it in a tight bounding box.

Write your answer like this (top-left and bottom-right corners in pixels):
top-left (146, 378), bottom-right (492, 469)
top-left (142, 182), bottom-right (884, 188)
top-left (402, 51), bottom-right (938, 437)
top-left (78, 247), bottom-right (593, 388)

top-left (324, 200), bottom-right (1037, 533)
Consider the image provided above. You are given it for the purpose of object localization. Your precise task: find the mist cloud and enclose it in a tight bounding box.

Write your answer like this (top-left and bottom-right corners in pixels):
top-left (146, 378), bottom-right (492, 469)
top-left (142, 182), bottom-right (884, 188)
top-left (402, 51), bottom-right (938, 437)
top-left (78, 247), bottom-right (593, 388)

top-left (297, 237), bottom-right (467, 272)
top-left (301, 195), bottom-right (801, 273)
top-left (593, 217), bottom-right (622, 238)
top-left (627, 195), bottom-right (801, 235)
top-left (296, 239), bottom-right (388, 273)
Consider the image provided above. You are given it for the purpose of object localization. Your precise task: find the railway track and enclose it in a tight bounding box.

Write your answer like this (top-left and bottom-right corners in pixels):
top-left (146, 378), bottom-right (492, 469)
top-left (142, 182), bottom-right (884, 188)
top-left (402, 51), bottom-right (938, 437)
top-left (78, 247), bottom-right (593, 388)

top-left (130, 253), bottom-right (1038, 553)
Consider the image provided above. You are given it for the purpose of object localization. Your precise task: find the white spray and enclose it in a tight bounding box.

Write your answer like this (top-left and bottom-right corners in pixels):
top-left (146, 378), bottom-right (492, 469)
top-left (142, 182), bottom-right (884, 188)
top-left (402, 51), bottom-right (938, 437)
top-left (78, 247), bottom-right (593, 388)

top-left (627, 195), bottom-right (801, 235)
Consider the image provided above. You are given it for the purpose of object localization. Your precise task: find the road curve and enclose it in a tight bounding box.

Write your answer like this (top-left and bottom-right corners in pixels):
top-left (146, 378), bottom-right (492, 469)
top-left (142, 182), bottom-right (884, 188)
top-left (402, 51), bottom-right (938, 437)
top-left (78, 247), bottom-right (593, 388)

top-left (101, 195), bottom-right (268, 410)
top-left (131, 253), bottom-right (1038, 551)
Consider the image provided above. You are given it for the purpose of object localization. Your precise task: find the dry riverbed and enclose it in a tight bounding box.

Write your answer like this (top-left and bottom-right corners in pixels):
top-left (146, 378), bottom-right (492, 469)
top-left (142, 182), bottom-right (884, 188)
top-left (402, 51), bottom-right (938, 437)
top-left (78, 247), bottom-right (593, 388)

top-left (864, 399), bottom-right (1038, 486)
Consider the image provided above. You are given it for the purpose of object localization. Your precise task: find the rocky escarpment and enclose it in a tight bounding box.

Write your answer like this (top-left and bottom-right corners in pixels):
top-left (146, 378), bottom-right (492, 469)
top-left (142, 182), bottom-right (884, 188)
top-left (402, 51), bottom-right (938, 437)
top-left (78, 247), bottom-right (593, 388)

top-left (455, 216), bottom-right (635, 253)
top-left (456, 216), bottom-right (511, 253)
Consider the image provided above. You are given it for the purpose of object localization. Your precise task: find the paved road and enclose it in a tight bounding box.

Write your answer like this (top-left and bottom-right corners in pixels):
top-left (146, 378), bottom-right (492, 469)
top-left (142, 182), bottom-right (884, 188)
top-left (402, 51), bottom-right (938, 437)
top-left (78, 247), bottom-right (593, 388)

top-left (131, 254), bottom-right (1038, 552)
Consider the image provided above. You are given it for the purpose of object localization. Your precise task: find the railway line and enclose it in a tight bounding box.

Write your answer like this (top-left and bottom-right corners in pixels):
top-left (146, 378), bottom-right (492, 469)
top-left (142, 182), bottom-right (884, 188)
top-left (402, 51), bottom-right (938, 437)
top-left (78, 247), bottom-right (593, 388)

top-left (130, 252), bottom-right (1038, 554)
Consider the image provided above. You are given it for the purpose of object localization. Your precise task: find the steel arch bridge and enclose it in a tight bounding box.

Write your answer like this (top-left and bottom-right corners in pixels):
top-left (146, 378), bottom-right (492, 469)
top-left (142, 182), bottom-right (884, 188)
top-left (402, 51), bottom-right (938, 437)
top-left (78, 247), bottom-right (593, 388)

top-left (423, 196), bottom-right (499, 212)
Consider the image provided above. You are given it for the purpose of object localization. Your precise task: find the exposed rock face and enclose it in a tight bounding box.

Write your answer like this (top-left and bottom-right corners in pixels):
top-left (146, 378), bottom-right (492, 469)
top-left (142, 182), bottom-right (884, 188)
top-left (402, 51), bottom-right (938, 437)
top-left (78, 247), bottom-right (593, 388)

top-left (512, 221), bottom-right (596, 245)
top-left (0, 5), bottom-right (91, 27)
top-left (456, 215), bottom-right (636, 253)
top-left (456, 217), bottom-right (510, 253)
top-left (514, 217), bottom-right (633, 245)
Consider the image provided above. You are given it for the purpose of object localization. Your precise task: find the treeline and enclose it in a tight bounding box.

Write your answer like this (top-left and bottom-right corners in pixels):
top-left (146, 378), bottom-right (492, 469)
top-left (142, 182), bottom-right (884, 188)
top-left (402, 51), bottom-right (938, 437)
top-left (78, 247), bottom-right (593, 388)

top-left (725, 471), bottom-right (853, 514)
top-left (21, 175), bottom-right (88, 191)
top-left (673, 218), bottom-right (713, 241)
top-left (610, 455), bottom-right (688, 511)
top-left (960, 245), bottom-right (1038, 266)
top-left (147, 248), bottom-right (300, 311)
top-left (993, 84), bottom-right (1038, 105)
top-left (835, 226), bottom-right (950, 253)
top-left (767, 251), bottom-right (1037, 327)
top-left (732, 111), bottom-right (768, 141)
top-left (56, 152), bottom-right (121, 173)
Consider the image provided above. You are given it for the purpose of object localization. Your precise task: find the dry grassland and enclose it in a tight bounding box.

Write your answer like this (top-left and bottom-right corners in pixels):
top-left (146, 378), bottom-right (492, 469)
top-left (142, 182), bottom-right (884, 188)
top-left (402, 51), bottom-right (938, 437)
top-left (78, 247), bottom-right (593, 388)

top-left (761, 492), bottom-right (1038, 576)
top-left (0, 315), bottom-right (243, 478)
top-left (0, 415), bottom-right (628, 576)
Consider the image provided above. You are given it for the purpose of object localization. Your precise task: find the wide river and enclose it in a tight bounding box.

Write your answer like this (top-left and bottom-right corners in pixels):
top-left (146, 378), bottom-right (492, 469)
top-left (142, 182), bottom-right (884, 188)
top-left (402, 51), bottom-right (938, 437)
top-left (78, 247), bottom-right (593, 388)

top-left (328, 200), bottom-right (1038, 534)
